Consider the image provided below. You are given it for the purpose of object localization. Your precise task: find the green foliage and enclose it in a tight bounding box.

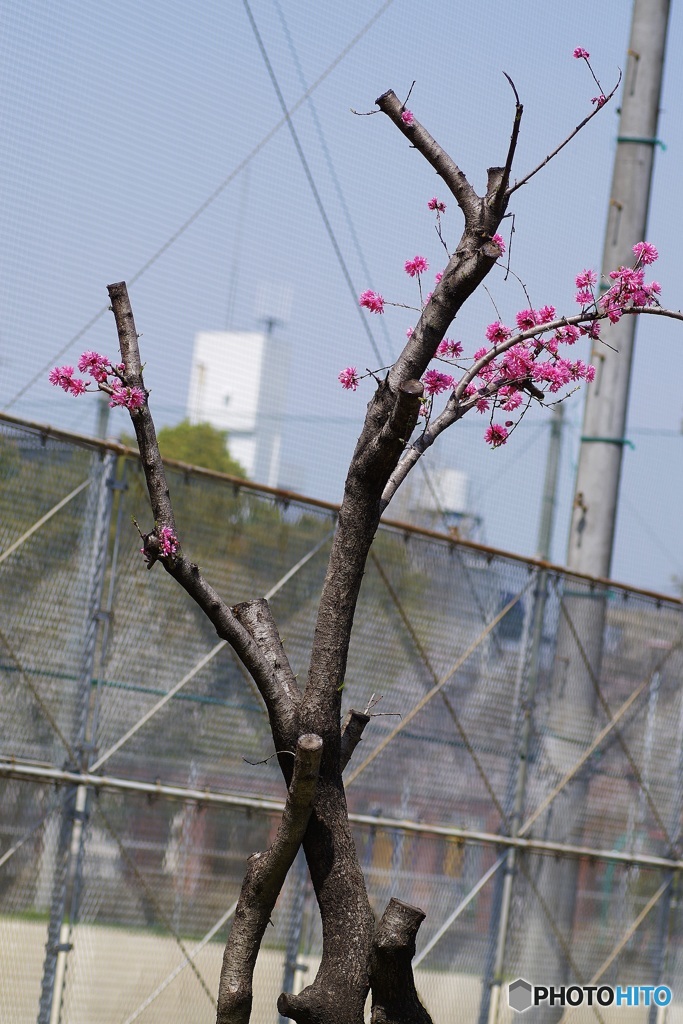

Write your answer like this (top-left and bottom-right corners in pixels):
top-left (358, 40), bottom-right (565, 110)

top-left (123, 419), bottom-right (247, 477)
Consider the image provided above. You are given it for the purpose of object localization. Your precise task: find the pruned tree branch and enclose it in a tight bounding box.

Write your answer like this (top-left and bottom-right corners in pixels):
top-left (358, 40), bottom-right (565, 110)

top-left (375, 89), bottom-right (479, 226)
top-left (492, 73), bottom-right (523, 209)
top-left (217, 733), bottom-right (323, 1024)
top-left (107, 282), bottom-right (296, 739)
top-left (340, 709), bottom-right (371, 772)
top-left (233, 598), bottom-right (301, 754)
top-left (369, 898), bottom-right (433, 1024)
top-left (506, 71), bottom-right (621, 196)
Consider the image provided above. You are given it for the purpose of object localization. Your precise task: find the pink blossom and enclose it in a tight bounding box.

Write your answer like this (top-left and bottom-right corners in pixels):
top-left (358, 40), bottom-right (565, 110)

top-left (158, 526), bottom-right (179, 558)
top-left (437, 338), bottom-right (463, 359)
top-left (422, 369), bottom-right (455, 395)
top-left (573, 47), bottom-right (590, 59)
top-left (49, 366), bottom-right (87, 396)
top-left (67, 378), bottom-right (87, 396)
top-left (484, 423), bottom-right (509, 447)
top-left (532, 359), bottom-right (573, 393)
top-left (569, 359), bottom-right (596, 382)
top-left (592, 95), bottom-right (607, 108)
top-left (475, 396), bottom-right (490, 414)
top-left (338, 367), bottom-right (360, 391)
top-left (502, 344), bottom-right (533, 381)
top-left (632, 241), bottom-right (658, 265)
top-left (537, 305), bottom-right (556, 324)
top-left (49, 365), bottom-right (74, 390)
top-left (428, 197), bottom-right (446, 212)
top-left (491, 233), bottom-right (506, 255)
top-left (580, 321), bottom-right (601, 339)
top-left (406, 326), bottom-right (414, 338)
top-left (485, 322), bottom-right (511, 343)
top-left (575, 269), bottom-right (597, 289)
top-left (359, 290), bottom-right (385, 314)
top-left (405, 255), bottom-right (429, 277)
top-left (575, 289), bottom-right (594, 306)
top-left (401, 110), bottom-right (414, 125)
top-left (472, 346), bottom-right (488, 361)
top-left (109, 385), bottom-right (145, 410)
top-left (555, 325), bottom-right (580, 345)
top-left (434, 271), bottom-right (443, 284)
top-left (500, 388), bottom-right (523, 412)
top-left (516, 309), bottom-right (538, 331)
top-left (78, 351), bottom-right (111, 382)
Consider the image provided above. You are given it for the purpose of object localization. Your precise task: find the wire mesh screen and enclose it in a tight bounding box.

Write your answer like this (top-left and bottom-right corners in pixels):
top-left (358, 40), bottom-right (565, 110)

top-left (2, 415), bottom-right (683, 1024)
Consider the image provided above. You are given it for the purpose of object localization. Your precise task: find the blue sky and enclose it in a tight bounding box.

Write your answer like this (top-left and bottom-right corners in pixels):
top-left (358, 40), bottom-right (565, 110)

top-left (2, 0), bottom-right (682, 593)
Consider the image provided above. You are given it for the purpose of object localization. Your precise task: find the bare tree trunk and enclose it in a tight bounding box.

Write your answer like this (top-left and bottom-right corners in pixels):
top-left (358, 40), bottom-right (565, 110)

top-left (99, 68), bottom-right (628, 1022)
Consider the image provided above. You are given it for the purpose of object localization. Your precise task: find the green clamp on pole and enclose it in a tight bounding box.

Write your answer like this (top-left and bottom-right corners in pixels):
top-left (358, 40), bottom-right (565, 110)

top-left (580, 435), bottom-right (636, 450)
top-left (616, 135), bottom-right (667, 151)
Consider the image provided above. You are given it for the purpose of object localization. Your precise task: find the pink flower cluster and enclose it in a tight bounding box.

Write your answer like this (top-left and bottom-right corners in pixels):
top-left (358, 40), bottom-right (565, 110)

top-left (359, 290), bottom-right (385, 314)
top-left (401, 110), bottom-right (414, 126)
top-left (598, 243), bottom-right (660, 323)
top-left (350, 224), bottom-right (661, 452)
top-left (49, 366), bottom-right (88, 396)
top-left (338, 367), bottom-right (360, 391)
top-left (437, 338), bottom-right (463, 359)
top-left (428, 197), bottom-right (446, 213)
top-left (573, 47), bottom-right (590, 59)
top-left (491, 234), bottom-right (506, 255)
top-left (157, 526), bottom-right (179, 558)
top-left (405, 255), bottom-right (429, 277)
top-left (49, 351), bottom-right (146, 411)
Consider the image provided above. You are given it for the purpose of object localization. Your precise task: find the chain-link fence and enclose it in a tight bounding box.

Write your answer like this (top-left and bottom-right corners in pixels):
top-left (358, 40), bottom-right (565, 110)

top-left (2, 412), bottom-right (683, 1024)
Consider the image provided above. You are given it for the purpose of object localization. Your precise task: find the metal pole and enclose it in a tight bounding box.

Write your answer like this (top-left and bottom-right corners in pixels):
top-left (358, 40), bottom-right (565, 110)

top-left (567, 0), bottom-right (670, 578)
top-left (37, 452), bottom-right (117, 1024)
top-left (518, 7), bottom-right (671, 1017)
top-left (278, 848), bottom-right (308, 1023)
top-left (480, 407), bottom-right (565, 1023)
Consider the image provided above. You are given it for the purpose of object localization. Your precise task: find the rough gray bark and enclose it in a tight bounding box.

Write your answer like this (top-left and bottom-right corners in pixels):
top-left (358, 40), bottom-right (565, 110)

top-left (369, 899), bottom-right (433, 1024)
top-left (217, 733), bottom-right (322, 1024)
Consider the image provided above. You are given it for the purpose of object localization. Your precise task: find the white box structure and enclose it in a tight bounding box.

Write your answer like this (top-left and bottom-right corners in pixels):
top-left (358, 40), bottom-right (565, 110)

top-left (186, 330), bottom-right (289, 486)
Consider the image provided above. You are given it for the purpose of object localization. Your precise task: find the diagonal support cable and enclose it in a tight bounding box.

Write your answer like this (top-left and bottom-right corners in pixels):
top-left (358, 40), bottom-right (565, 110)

top-left (345, 577), bottom-right (535, 788)
top-left (90, 529), bottom-right (333, 772)
top-left (121, 900), bottom-right (238, 1024)
top-left (0, 624), bottom-right (76, 760)
top-left (557, 878), bottom-right (672, 1024)
top-left (4, 0), bottom-right (396, 410)
top-left (413, 853), bottom-right (507, 968)
top-left (549, 588), bottom-right (679, 855)
top-left (370, 551), bottom-right (508, 824)
top-left (0, 479), bottom-right (90, 565)
top-left (518, 678), bottom-right (650, 838)
top-left (96, 803), bottom-right (216, 1007)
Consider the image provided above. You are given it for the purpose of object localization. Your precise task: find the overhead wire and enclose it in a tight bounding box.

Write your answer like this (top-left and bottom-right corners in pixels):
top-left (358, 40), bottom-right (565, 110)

top-left (241, 0), bottom-right (384, 365)
top-left (271, 0), bottom-right (395, 364)
top-left (3, 0), bottom-right (396, 409)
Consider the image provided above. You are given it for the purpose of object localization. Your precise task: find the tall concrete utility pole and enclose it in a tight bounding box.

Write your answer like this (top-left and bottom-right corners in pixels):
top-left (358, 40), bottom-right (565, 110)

top-left (567, 0), bottom-right (670, 578)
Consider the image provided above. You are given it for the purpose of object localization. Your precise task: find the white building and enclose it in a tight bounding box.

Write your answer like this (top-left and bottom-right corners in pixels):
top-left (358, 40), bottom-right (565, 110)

top-left (186, 330), bottom-right (290, 487)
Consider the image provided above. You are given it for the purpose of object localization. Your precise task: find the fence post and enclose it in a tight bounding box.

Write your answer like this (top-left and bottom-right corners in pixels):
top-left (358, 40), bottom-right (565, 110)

top-left (37, 449), bottom-right (118, 1024)
top-left (278, 848), bottom-right (309, 1023)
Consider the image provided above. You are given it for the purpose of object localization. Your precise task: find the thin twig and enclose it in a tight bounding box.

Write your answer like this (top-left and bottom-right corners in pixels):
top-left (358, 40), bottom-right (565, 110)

top-left (506, 71), bottom-right (622, 196)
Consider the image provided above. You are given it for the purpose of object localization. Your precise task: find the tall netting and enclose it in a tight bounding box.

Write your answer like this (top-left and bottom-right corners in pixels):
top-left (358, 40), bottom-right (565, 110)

top-left (2, 415), bottom-right (683, 1024)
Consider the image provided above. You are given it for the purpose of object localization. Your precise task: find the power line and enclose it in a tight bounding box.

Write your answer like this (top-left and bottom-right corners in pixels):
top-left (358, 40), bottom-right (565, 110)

top-left (272, 0), bottom-right (395, 364)
top-left (242, 0), bottom-right (384, 365)
top-left (3, 0), bottom-right (396, 410)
